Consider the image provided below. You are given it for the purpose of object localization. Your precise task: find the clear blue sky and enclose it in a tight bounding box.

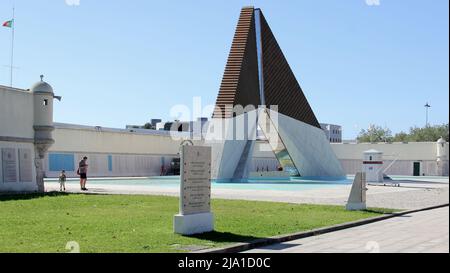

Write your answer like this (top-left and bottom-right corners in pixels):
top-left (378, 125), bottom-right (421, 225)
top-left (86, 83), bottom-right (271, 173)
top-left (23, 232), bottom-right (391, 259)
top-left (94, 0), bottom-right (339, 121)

top-left (1, 0), bottom-right (448, 139)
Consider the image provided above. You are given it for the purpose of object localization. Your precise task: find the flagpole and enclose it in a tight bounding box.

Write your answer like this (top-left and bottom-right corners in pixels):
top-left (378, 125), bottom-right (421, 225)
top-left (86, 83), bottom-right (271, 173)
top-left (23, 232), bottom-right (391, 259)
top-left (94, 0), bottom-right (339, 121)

top-left (10, 6), bottom-right (15, 87)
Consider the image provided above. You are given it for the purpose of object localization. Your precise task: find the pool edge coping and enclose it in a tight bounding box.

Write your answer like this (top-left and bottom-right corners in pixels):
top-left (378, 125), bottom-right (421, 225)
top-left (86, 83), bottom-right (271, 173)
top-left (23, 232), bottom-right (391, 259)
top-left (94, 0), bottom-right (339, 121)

top-left (193, 203), bottom-right (450, 254)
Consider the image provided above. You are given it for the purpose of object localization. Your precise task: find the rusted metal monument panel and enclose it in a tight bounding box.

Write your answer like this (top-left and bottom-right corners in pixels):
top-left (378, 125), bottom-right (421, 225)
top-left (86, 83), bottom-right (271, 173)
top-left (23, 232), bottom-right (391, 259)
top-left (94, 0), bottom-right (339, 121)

top-left (259, 11), bottom-right (321, 128)
top-left (212, 7), bottom-right (261, 119)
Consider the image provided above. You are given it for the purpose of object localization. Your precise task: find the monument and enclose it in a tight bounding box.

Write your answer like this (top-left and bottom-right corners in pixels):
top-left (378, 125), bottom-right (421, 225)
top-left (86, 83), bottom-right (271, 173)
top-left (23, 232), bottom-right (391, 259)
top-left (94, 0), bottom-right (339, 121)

top-left (346, 172), bottom-right (368, 211)
top-left (208, 7), bottom-right (345, 182)
top-left (174, 145), bottom-right (214, 235)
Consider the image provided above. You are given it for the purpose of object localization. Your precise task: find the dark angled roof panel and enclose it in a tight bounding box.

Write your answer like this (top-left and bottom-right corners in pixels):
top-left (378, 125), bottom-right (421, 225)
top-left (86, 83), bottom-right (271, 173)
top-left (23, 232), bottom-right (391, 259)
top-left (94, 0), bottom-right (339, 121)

top-left (259, 11), bottom-right (320, 128)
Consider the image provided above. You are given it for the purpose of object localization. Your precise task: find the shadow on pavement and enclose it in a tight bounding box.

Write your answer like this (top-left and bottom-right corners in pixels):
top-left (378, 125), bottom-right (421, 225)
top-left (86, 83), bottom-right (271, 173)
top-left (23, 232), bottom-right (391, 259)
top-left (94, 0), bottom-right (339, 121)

top-left (261, 243), bottom-right (300, 251)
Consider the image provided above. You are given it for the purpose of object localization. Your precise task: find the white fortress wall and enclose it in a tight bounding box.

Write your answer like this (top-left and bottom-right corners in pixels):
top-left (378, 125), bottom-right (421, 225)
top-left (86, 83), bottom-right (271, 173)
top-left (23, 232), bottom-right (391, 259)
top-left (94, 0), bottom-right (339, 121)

top-left (0, 86), bottom-right (38, 191)
top-left (332, 142), bottom-right (449, 176)
top-left (44, 123), bottom-right (449, 178)
top-left (252, 141), bottom-right (449, 176)
top-left (45, 124), bottom-right (202, 178)
top-left (0, 87), bottom-right (35, 139)
top-left (0, 141), bottom-right (38, 192)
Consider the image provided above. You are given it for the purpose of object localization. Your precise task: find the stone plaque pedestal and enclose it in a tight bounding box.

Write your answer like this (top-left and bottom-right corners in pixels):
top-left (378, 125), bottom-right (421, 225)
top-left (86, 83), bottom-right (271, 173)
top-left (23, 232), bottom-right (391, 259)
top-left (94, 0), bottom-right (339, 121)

top-left (174, 212), bottom-right (214, 235)
top-left (174, 145), bottom-right (214, 235)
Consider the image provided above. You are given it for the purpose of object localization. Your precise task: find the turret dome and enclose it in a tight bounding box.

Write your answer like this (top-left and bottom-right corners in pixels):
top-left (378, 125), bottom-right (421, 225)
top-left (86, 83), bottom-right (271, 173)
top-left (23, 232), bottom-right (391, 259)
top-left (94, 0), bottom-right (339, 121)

top-left (31, 75), bottom-right (53, 94)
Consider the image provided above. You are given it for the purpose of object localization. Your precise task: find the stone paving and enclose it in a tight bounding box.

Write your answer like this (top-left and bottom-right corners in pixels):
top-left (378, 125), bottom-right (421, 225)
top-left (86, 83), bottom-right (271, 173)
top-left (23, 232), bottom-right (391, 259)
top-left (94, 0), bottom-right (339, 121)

top-left (244, 207), bottom-right (449, 253)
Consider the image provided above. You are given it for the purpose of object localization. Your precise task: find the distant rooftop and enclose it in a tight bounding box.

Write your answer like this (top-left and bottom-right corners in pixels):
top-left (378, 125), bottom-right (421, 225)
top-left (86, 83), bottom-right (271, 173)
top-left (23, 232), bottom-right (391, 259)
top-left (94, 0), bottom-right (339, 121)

top-left (54, 122), bottom-right (193, 137)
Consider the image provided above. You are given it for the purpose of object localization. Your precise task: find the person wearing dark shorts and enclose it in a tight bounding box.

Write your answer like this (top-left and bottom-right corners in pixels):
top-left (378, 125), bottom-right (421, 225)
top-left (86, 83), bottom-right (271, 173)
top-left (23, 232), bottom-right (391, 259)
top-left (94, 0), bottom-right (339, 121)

top-left (78, 157), bottom-right (89, 191)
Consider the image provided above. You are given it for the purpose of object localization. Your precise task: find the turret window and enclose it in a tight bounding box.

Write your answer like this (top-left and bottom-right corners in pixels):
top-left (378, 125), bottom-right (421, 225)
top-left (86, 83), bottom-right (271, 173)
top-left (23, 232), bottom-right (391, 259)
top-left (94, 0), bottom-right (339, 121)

top-left (43, 99), bottom-right (48, 106)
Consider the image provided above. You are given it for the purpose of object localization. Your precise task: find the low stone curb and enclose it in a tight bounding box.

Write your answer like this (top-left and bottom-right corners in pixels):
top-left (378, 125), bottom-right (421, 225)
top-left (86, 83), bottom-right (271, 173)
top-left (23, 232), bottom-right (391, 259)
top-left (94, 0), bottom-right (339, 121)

top-left (195, 203), bottom-right (450, 253)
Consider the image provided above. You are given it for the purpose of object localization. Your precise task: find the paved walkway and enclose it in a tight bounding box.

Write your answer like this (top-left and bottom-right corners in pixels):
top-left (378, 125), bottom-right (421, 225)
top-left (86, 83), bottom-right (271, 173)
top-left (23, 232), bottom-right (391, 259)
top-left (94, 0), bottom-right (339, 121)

top-left (244, 207), bottom-right (450, 253)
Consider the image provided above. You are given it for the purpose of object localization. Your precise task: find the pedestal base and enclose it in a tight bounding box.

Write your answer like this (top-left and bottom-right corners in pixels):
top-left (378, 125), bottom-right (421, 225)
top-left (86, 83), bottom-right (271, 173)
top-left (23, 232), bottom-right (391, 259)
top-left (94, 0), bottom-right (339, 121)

top-left (174, 213), bottom-right (214, 235)
top-left (346, 202), bottom-right (367, 211)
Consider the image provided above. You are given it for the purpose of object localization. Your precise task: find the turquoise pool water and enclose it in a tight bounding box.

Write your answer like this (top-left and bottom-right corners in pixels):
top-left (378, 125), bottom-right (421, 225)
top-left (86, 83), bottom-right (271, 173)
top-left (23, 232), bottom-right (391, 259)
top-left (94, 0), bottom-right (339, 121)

top-left (46, 176), bottom-right (353, 191)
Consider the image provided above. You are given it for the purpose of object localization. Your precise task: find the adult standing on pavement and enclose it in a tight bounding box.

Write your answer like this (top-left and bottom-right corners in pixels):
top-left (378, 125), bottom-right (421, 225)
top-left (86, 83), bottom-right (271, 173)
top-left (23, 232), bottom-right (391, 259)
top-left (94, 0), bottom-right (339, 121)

top-left (78, 156), bottom-right (89, 191)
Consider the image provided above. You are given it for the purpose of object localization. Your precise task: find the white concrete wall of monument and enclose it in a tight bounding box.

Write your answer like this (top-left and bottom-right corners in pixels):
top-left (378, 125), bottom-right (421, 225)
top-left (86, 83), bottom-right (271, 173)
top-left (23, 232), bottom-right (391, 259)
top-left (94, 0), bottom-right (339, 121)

top-left (272, 110), bottom-right (345, 177)
top-left (0, 141), bottom-right (38, 192)
top-left (0, 86), bottom-right (35, 139)
top-left (206, 113), bottom-right (259, 180)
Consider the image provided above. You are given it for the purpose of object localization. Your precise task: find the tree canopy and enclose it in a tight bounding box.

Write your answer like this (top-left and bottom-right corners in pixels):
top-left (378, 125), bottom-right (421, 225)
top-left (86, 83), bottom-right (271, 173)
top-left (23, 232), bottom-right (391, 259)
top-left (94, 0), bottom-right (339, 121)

top-left (357, 124), bottom-right (449, 143)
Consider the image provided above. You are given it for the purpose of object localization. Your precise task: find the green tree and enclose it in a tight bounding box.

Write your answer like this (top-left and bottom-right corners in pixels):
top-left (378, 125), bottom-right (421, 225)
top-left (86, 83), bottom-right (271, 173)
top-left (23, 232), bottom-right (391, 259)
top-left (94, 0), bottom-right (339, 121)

top-left (395, 123), bottom-right (449, 142)
top-left (393, 131), bottom-right (409, 142)
top-left (361, 123), bottom-right (450, 143)
top-left (357, 125), bottom-right (393, 143)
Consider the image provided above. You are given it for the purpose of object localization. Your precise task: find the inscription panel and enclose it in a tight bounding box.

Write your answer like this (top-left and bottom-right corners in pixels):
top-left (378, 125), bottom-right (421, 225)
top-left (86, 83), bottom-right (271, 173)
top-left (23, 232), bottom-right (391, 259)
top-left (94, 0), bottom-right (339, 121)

top-left (180, 146), bottom-right (212, 215)
top-left (19, 149), bottom-right (33, 182)
top-left (2, 148), bottom-right (17, 183)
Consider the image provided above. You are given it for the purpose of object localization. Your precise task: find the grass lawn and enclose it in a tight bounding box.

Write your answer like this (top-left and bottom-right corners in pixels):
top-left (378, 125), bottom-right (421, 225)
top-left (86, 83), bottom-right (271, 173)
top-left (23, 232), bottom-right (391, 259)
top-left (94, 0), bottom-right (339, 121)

top-left (0, 193), bottom-right (394, 253)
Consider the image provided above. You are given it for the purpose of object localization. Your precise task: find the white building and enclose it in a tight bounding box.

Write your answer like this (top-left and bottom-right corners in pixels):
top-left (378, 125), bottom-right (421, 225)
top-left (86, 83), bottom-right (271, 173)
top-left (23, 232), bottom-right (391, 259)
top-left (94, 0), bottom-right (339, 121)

top-left (0, 77), bottom-right (58, 193)
top-left (320, 123), bottom-right (342, 143)
top-left (156, 118), bottom-right (209, 137)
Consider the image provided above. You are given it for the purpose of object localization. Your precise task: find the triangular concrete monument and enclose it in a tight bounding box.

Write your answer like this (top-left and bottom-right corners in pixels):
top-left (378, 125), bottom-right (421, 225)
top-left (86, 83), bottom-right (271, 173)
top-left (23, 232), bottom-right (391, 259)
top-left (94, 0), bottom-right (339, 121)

top-left (208, 7), bottom-right (345, 181)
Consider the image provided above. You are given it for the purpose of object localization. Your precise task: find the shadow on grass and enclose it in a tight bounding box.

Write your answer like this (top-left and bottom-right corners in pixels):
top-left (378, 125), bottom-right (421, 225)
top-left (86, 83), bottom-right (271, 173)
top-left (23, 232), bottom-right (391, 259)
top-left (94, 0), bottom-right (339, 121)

top-left (365, 208), bottom-right (399, 214)
top-left (0, 191), bottom-right (75, 202)
top-left (186, 231), bottom-right (263, 244)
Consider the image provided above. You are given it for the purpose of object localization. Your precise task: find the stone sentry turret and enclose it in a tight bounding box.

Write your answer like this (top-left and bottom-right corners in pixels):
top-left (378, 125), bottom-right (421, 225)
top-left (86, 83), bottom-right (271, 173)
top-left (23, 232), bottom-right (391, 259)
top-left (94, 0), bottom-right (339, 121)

top-left (436, 137), bottom-right (448, 176)
top-left (31, 75), bottom-right (61, 192)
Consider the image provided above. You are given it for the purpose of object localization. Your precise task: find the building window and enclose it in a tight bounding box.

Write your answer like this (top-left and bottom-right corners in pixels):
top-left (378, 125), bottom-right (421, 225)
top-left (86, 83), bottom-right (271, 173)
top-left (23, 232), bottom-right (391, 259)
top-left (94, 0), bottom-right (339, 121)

top-left (43, 99), bottom-right (48, 106)
top-left (49, 153), bottom-right (75, 172)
